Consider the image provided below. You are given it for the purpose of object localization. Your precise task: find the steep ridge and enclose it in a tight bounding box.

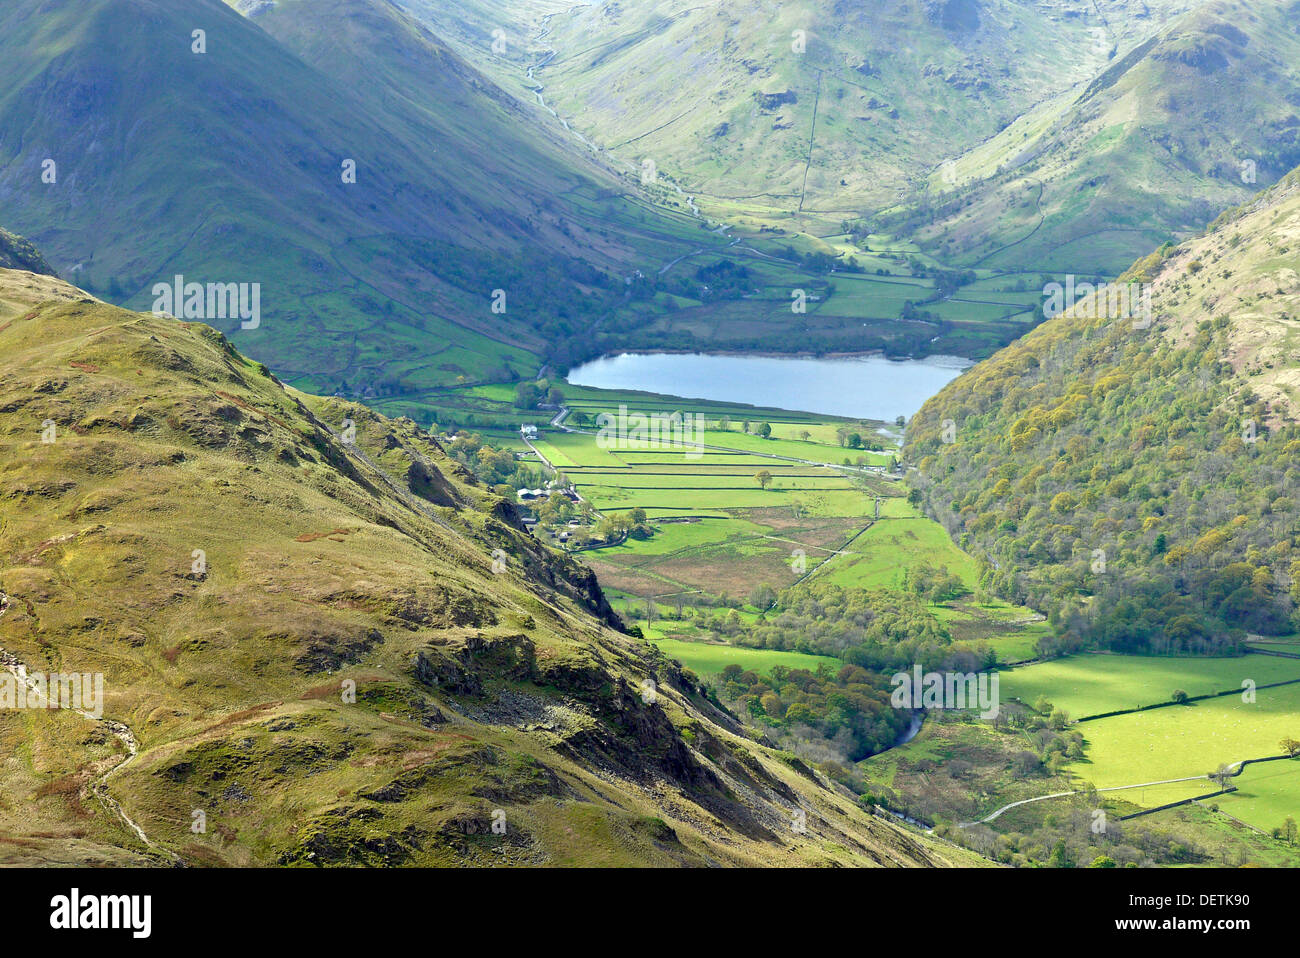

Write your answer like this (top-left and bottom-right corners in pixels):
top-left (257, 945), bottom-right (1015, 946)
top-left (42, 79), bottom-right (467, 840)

top-left (0, 0), bottom-right (705, 397)
top-left (905, 168), bottom-right (1300, 652)
top-left (0, 265), bottom-right (975, 866)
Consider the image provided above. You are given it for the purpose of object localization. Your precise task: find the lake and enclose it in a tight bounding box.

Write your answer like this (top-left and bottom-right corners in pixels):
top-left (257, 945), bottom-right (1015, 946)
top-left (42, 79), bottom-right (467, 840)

top-left (566, 352), bottom-right (970, 421)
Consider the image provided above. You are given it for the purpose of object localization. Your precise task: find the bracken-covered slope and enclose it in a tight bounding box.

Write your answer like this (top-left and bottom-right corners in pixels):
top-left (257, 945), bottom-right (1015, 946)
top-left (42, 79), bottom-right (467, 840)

top-left (0, 267), bottom-right (975, 866)
top-left (905, 168), bottom-right (1300, 654)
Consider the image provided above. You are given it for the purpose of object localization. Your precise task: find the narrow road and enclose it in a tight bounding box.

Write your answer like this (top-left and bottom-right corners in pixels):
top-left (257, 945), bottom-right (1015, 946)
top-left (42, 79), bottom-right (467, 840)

top-left (518, 414), bottom-right (589, 509)
top-left (958, 775), bottom-right (1208, 827)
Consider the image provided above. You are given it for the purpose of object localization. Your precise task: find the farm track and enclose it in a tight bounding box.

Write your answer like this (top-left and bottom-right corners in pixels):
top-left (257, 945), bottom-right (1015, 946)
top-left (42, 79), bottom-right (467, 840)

top-left (958, 753), bottom-right (1298, 827)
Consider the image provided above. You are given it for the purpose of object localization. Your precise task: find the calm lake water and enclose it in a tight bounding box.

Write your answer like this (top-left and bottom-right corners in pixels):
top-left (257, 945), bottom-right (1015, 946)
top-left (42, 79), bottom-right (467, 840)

top-left (566, 352), bottom-right (970, 421)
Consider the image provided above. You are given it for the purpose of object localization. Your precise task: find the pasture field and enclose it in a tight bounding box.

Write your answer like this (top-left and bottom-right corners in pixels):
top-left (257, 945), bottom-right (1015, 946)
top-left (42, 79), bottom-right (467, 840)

top-left (1246, 634), bottom-right (1300, 655)
top-left (604, 452), bottom-right (826, 467)
top-left (586, 520), bottom-right (833, 597)
top-left (540, 391), bottom-right (1050, 689)
top-left (580, 484), bottom-right (861, 512)
top-left (1215, 759), bottom-right (1300, 832)
top-left (816, 517), bottom-right (981, 590)
top-left (936, 605), bottom-right (1050, 664)
top-left (652, 638), bottom-right (841, 678)
top-left (522, 388), bottom-right (1053, 679)
top-left (563, 470), bottom-right (855, 490)
top-left (1070, 681), bottom-right (1300, 829)
top-left (979, 623), bottom-right (1049, 664)
top-left (1000, 654), bottom-right (1300, 719)
top-left (596, 517), bottom-right (769, 558)
top-left (519, 387), bottom-right (1300, 858)
top-left (1131, 803), bottom-right (1300, 868)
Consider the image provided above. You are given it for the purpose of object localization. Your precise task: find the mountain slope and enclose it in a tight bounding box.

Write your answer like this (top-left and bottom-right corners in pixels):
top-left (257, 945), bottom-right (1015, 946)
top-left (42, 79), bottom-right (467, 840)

top-left (516, 0), bottom-right (1201, 227)
top-left (0, 0), bottom-right (707, 399)
top-left (905, 168), bottom-right (1300, 652)
top-left (912, 0), bottom-right (1300, 274)
top-left (390, 0), bottom-right (570, 57)
top-left (0, 265), bottom-right (974, 866)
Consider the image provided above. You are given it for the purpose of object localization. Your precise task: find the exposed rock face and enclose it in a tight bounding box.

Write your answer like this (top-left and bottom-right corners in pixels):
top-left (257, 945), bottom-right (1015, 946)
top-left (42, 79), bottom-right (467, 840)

top-left (925, 0), bottom-right (981, 33)
top-left (1153, 33), bottom-right (1235, 74)
top-left (0, 227), bottom-right (53, 274)
top-left (755, 90), bottom-right (798, 111)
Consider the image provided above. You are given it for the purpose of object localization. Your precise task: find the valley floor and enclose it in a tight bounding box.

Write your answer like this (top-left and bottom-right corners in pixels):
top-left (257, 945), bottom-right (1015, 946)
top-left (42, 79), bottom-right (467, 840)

top-left (490, 383), bottom-right (1300, 867)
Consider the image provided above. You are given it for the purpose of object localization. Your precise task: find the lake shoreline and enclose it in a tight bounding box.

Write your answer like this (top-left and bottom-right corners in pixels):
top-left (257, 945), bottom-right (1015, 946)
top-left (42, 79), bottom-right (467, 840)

top-left (566, 351), bottom-right (969, 421)
top-left (563, 347), bottom-right (974, 371)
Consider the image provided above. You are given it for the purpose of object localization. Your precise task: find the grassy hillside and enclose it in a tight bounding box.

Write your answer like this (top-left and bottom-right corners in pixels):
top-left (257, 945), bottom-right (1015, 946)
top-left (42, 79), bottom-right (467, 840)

top-left (909, 0), bottom-right (1300, 275)
top-left (523, 0), bottom-right (1199, 231)
top-left (905, 167), bottom-right (1300, 650)
top-left (0, 265), bottom-right (978, 867)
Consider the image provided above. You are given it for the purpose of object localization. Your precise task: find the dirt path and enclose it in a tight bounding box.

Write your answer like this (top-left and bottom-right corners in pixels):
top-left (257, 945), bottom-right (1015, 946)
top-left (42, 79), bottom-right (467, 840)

top-left (0, 597), bottom-right (181, 864)
top-left (957, 775), bottom-right (1207, 827)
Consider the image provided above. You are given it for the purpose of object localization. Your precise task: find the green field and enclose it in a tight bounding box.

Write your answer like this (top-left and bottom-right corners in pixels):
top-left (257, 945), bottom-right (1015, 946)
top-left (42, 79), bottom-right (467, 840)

top-left (524, 388), bottom-right (1052, 698)
top-left (816, 517), bottom-right (981, 590)
top-left (1246, 634), bottom-right (1300, 655)
top-left (1001, 654), bottom-right (1300, 719)
top-left (1073, 681), bottom-right (1300, 830)
top-left (596, 517), bottom-right (767, 557)
top-left (486, 351), bottom-right (1300, 862)
top-left (1215, 759), bottom-right (1300, 832)
top-left (652, 639), bottom-right (840, 678)
top-left (991, 653), bottom-right (1300, 831)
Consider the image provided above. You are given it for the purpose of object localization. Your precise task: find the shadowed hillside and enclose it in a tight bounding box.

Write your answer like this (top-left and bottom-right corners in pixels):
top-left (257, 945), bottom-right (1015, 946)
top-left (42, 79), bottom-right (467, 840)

top-left (0, 226), bottom-right (52, 275)
top-left (0, 0), bottom-right (710, 399)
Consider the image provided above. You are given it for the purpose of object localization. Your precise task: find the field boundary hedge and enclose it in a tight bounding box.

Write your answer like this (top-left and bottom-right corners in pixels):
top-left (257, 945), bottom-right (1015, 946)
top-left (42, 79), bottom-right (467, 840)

top-left (1118, 753), bottom-right (1297, 820)
top-left (1119, 787), bottom-right (1238, 820)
